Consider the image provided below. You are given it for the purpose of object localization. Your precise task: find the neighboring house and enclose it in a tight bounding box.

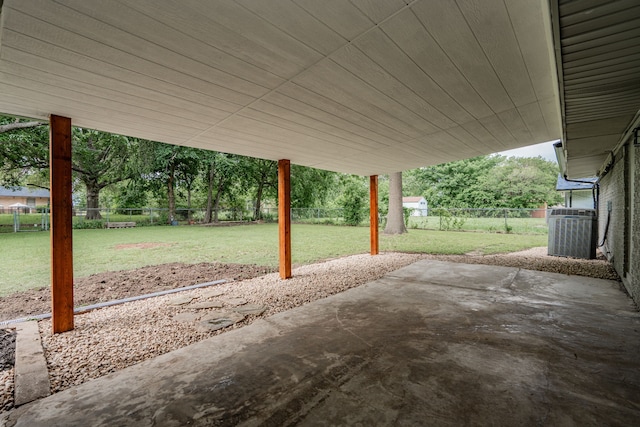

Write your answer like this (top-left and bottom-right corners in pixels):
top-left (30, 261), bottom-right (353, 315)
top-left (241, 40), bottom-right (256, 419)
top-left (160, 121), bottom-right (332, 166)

top-left (0, 186), bottom-right (50, 213)
top-left (402, 196), bottom-right (428, 216)
top-left (555, 175), bottom-right (597, 209)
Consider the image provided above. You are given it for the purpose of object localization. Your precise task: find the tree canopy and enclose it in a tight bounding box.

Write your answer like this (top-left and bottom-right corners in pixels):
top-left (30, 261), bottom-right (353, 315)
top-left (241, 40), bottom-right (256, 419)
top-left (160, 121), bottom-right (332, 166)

top-left (404, 155), bottom-right (561, 209)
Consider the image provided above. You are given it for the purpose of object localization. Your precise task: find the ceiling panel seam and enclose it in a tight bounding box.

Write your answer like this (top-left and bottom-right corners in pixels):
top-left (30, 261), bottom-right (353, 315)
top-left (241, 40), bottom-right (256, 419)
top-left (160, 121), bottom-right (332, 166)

top-left (252, 99), bottom-right (394, 149)
top-left (409, 3), bottom-right (511, 117)
top-left (4, 5), bottom-right (262, 105)
top-left (237, 107), bottom-right (384, 152)
top-left (371, 11), bottom-right (481, 122)
top-left (454, 0), bottom-right (522, 112)
top-left (1, 30), bottom-right (244, 116)
top-left (182, 0), bottom-right (423, 153)
top-left (0, 54), bottom-right (233, 124)
top-left (266, 87), bottom-right (405, 145)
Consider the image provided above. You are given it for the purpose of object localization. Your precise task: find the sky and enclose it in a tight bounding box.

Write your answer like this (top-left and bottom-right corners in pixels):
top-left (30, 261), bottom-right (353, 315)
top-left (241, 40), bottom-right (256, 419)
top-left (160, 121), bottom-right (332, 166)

top-left (497, 140), bottom-right (559, 163)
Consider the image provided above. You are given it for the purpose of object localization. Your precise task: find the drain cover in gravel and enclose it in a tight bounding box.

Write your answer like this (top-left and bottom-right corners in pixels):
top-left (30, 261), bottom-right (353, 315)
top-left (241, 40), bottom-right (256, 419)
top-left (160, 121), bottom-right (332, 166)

top-left (234, 304), bottom-right (267, 315)
top-left (201, 288), bottom-right (226, 298)
top-left (222, 298), bottom-right (248, 306)
top-left (168, 296), bottom-right (195, 306)
top-left (189, 301), bottom-right (224, 309)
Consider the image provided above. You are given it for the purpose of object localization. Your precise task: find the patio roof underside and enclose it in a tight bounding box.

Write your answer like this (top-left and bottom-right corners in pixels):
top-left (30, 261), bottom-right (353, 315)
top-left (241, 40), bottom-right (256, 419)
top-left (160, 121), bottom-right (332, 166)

top-left (0, 0), bottom-right (561, 176)
top-left (0, 0), bottom-right (637, 178)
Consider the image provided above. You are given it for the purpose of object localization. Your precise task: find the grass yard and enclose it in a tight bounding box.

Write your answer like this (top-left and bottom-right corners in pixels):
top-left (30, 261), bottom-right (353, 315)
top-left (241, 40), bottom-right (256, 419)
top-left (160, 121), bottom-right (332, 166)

top-left (0, 224), bottom-right (547, 296)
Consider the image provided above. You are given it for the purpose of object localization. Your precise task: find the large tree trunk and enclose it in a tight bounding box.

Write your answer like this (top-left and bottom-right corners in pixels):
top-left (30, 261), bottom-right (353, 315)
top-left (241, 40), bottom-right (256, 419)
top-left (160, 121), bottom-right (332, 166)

top-left (254, 183), bottom-right (264, 220)
top-left (384, 171), bottom-right (406, 234)
top-left (167, 166), bottom-right (176, 223)
top-left (186, 187), bottom-right (192, 222)
top-left (204, 164), bottom-right (215, 223)
top-left (85, 181), bottom-right (102, 220)
top-left (213, 182), bottom-right (223, 223)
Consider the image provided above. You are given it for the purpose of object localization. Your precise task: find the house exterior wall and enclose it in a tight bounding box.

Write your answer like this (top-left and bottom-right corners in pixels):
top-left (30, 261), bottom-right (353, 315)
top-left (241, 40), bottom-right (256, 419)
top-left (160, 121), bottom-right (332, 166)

top-left (565, 190), bottom-right (594, 209)
top-left (403, 199), bottom-right (428, 216)
top-left (598, 141), bottom-right (639, 305)
top-left (634, 144), bottom-right (640, 304)
top-left (0, 196), bottom-right (49, 213)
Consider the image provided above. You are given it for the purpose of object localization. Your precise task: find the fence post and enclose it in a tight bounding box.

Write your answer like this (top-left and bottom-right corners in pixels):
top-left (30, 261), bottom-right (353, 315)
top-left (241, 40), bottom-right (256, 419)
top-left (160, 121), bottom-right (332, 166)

top-left (13, 210), bottom-right (18, 233)
top-left (504, 209), bottom-right (508, 230)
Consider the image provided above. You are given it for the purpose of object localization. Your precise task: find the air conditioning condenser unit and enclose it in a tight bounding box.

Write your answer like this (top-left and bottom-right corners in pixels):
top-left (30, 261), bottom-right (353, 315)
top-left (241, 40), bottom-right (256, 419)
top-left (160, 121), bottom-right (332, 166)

top-left (547, 208), bottom-right (597, 259)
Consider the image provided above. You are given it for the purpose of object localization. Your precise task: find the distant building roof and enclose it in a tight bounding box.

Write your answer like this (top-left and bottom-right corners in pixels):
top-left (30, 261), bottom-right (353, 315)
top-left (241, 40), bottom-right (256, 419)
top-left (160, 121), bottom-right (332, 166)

top-left (555, 175), bottom-right (597, 191)
top-left (402, 196), bottom-right (424, 203)
top-left (0, 186), bottom-right (50, 198)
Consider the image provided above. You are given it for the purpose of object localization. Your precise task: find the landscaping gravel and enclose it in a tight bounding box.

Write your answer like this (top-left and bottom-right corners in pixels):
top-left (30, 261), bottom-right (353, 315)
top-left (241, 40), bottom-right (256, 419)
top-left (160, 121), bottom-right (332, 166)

top-left (0, 249), bottom-right (623, 412)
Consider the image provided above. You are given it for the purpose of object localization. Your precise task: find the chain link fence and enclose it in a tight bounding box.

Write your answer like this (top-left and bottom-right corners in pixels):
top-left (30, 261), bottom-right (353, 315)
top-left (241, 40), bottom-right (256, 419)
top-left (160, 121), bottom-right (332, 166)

top-left (1, 206), bottom-right (550, 234)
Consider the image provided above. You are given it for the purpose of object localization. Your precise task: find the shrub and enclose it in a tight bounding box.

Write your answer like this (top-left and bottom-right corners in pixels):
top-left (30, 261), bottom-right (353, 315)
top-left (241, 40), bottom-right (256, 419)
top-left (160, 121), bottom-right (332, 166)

top-left (340, 181), bottom-right (367, 226)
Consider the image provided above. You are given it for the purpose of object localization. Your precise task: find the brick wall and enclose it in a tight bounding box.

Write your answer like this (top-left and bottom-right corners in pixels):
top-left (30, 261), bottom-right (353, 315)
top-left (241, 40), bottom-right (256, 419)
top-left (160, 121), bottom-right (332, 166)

top-left (631, 145), bottom-right (640, 304)
top-left (598, 143), bottom-right (640, 306)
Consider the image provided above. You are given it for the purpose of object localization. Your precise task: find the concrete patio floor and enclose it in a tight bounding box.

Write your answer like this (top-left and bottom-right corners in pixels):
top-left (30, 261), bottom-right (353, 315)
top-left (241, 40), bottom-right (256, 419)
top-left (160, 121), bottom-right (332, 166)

top-left (4, 260), bottom-right (640, 426)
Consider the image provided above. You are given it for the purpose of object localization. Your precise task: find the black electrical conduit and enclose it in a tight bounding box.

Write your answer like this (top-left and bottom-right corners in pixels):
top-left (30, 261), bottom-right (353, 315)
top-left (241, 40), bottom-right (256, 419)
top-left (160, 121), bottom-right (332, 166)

top-left (0, 278), bottom-right (228, 327)
top-left (561, 173), bottom-right (612, 248)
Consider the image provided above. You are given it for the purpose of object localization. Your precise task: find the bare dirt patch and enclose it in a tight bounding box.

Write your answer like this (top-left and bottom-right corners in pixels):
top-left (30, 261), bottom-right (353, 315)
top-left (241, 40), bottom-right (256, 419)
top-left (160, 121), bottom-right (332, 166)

top-left (113, 242), bottom-right (171, 250)
top-left (0, 262), bottom-right (275, 322)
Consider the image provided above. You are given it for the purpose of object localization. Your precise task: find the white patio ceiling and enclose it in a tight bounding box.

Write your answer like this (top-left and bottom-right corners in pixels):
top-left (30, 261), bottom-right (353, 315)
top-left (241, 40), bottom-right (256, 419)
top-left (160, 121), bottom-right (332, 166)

top-left (1, 0), bottom-right (562, 176)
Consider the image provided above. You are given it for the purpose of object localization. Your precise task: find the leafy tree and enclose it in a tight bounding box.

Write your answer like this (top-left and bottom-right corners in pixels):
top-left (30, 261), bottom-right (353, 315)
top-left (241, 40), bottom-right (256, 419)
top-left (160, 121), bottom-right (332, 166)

top-left (405, 156), bottom-right (503, 208)
top-left (339, 175), bottom-right (367, 226)
top-left (0, 116), bottom-right (49, 185)
top-left (404, 155), bottom-right (560, 209)
top-left (113, 181), bottom-right (149, 213)
top-left (140, 142), bottom-right (202, 222)
top-left (174, 148), bottom-right (203, 221)
top-left (479, 157), bottom-right (562, 208)
top-left (202, 152), bottom-right (239, 223)
top-left (290, 165), bottom-right (336, 208)
top-left (238, 158), bottom-right (278, 220)
top-left (0, 115), bottom-right (140, 219)
top-left (72, 128), bottom-right (138, 218)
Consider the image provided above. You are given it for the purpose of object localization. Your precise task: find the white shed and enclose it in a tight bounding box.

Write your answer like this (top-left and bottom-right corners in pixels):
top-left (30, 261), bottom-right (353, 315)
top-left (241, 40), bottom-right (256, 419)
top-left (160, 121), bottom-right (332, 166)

top-left (402, 197), bottom-right (428, 216)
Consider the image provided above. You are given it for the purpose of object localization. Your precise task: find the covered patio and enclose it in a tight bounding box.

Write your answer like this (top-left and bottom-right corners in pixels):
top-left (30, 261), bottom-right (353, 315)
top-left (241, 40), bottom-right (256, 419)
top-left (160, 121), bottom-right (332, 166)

top-left (1, 0), bottom-right (640, 423)
top-left (4, 260), bottom-right (640, 426)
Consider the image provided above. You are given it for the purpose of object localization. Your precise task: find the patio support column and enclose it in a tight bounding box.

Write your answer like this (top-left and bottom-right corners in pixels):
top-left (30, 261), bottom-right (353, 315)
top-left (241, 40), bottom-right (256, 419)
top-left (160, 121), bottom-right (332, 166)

top-left (278, 159), bottom-right (292, 279)
top-left (370, 175), bottom-right (379, 255)
top-left (49, 115), bottom-right (74, 333)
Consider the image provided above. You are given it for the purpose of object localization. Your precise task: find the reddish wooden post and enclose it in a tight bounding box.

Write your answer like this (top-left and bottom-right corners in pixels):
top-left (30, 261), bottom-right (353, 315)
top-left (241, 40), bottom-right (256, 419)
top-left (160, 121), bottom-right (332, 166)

top-left (370, 175), bottom-right (379, 255)
top-left (50, 115), bottom-right (74, 333)
top-left (278, 159), bottom-right (292, 279)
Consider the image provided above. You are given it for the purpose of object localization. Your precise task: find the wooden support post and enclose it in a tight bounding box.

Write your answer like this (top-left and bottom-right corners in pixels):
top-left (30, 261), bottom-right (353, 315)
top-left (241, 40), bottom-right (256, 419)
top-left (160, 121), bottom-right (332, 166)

top-left (370, 175), bottom-right (379, 255)
top-left (50, 115), bottom-right (74, 333)
top-left (278, 159), bottom-right (292, 279)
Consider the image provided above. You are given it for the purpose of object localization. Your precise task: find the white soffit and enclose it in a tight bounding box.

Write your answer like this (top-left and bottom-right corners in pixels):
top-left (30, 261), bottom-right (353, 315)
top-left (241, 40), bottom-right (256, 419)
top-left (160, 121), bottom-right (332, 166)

top-left (0, 0), bottom-right (561, 175)
top-left (554, 0), bottom-right (640, 179)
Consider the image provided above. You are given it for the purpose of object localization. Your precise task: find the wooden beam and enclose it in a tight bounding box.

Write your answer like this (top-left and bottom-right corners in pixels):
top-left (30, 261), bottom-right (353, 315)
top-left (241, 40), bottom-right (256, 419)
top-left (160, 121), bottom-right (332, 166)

top-left (370, 175), bottom-right (379, 255)
top-left (49, 115), bottom-right (74, 333)
top-left (278, 159), bottom-right (292, 279)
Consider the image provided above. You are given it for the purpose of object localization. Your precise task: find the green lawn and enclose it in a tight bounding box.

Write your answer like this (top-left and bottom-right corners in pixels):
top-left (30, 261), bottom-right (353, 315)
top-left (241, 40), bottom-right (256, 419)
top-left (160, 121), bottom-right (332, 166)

top-left (0, 224), bottom-right (547, 296)
top-left (406, 215), bottom-right (548, 234)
